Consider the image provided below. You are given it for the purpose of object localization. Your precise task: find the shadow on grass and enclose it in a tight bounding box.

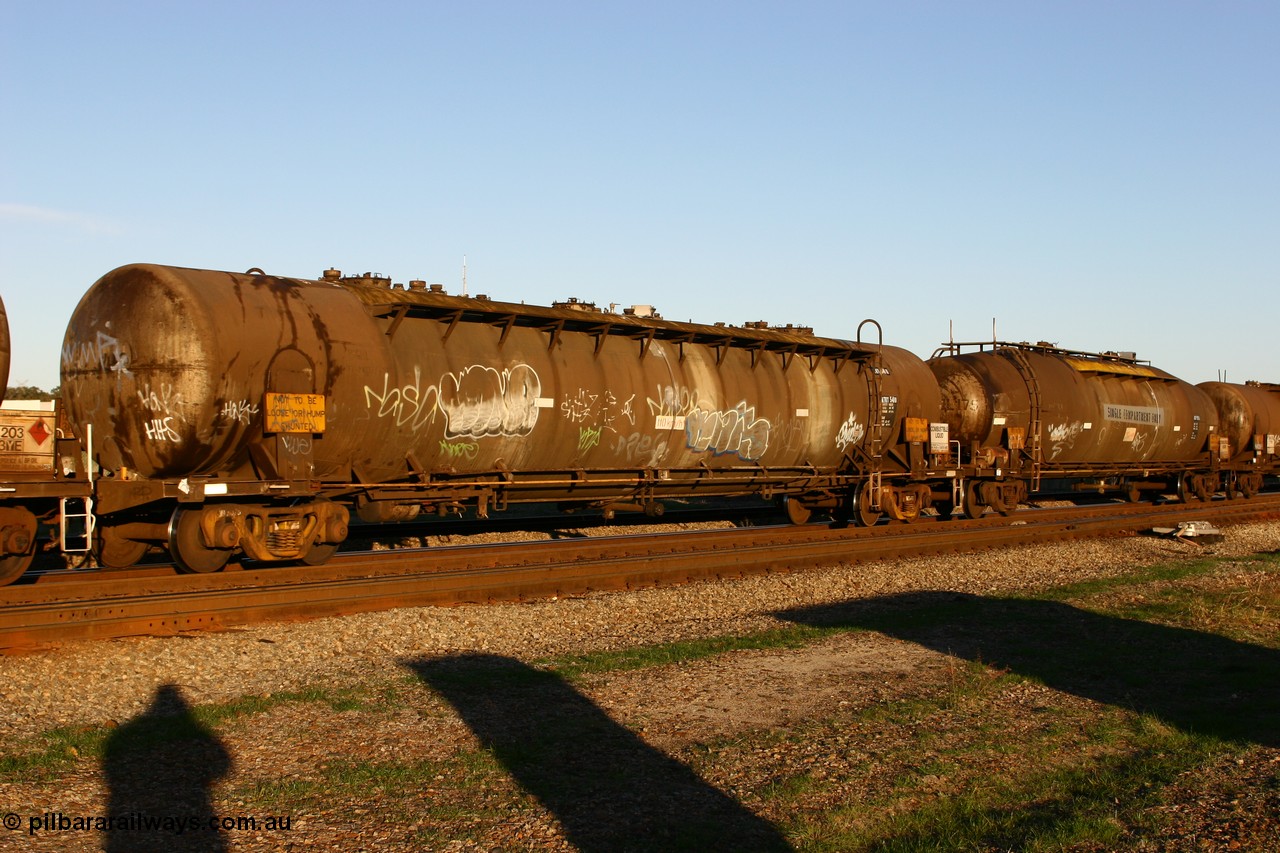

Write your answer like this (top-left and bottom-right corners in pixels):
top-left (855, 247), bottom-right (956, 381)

top-left (103, 683), bottom-right (232, 852)
top-left (778, 592), bottom-right (1280, 747)
top-left (407, 653), bottom-right (791, 853)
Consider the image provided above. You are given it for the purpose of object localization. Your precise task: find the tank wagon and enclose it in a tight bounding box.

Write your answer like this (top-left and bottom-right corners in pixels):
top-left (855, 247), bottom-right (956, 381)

top-left (927, 341), bottom-right (1278, 514)
top-left (0, 296), bottom-right (93, 584)
top-left (58, 263), bottom-right (952, 574)
top-left (1196, 380), bottom-right (1280, 498)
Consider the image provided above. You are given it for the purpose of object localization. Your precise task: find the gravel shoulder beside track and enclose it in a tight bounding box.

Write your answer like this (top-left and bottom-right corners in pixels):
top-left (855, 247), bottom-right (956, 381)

top-left (1, 520), bottom-right (1278, 851)
top-left (9, 523), bottom-right (1277, 739)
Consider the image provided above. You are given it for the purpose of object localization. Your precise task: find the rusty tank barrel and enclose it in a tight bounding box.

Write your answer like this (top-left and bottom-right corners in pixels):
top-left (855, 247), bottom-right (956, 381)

top-left (928, 345), bottom-right (1217, 465)
top-left (60, 264), bottom-right (939, 495)
top-left (0, 294), bottom-right (9, 403)
top-left (1198, 381), bottom-right (1280, 459)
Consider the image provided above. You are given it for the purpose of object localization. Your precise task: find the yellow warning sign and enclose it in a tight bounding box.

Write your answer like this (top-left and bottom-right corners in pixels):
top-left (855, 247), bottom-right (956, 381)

top-left (264, 393), bottom-right (326, 433)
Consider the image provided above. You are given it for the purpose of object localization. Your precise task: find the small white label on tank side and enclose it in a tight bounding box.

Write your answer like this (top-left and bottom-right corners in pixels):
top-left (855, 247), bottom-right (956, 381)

top-left (655, 415), bottom-right (686, 430)
top-left (1083, 422), bottom-right (1092, 430)
top-left (1124, 427), bottom-right (1138, 442)
top-left (796, 408), bottom-right (809, 417)
top-left (1173, 425), bottom-right (1181, 432)
top-left (535, 398), bottom-right (555, 408)
top-left (993, 416), bottom-right (1006, 425)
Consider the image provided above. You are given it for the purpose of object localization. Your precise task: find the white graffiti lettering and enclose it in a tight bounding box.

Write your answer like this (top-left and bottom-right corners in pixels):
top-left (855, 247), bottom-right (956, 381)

top-left (221, 399), bottom-right (260, 426)
top-left (611, 431), bottom-right (670, 466)
top-left (364, 363), bottom-right (543, 439)
top-left (144, 417), bottom-right (181, 443)
top-left (62, 330), bottom-right (131, 376)
top-left (279, 433), bottom-right (313, 455)
top-left (835, 413), bottom-right (866, 453)
top-left (560, 388), bottom-right (600, 424)
top-left (438, 364), bottom-right (541, 439)
top-left (1047, 422), bottom-right (1083, 461)
top-left (137, 383), bottom-right (191, 423)
top-left (685, 402), bottom-right (771, 461)
top-left (646, 384), bottom-right (702, 419)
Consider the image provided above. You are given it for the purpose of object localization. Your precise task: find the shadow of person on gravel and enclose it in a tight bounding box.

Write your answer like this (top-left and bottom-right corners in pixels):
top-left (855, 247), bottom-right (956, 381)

top-left (408, 653), bottom-right (792, 852)
top-left (777, 591), bottom-right (1280, 748)
top-left (102, 683), bottom-right (232, 853)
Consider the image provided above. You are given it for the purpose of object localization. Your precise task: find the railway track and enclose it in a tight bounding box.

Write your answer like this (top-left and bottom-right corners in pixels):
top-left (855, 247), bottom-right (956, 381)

top-left (2, 496), bottom-right (1277, 652)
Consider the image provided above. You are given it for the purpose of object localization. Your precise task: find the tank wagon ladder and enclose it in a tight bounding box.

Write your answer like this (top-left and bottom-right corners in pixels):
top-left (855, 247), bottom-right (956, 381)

top-left (1005, 346), bottom-right (1044, 492)
top-left (857, 320), bottom-right (887, 514)
top-left (58, 423), bottom-right (95, 555)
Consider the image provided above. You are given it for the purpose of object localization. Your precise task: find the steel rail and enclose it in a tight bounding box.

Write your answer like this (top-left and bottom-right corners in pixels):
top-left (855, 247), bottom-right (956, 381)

top-left (1, 496), bottom-right (1277, 652)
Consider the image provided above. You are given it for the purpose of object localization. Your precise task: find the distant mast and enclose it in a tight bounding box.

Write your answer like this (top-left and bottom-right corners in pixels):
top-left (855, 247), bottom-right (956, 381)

top-left (462, 255), bottom-right (468, 297)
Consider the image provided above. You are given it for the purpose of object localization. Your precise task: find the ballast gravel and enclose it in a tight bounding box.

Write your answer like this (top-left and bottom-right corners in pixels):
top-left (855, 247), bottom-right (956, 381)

top-left (2, 520), bottom-right (1278, 740)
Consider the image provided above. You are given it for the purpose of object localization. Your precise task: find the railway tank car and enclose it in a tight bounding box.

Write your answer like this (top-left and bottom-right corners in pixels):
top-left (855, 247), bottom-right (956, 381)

top-left (59, 263), bottom-right (946, 574)
top-left (0, 296), bottom-right (92, 584)
top-left (1196, 380), bottom-right (1280, 498)
top-left (927, 342), bottom-right (1222, 514)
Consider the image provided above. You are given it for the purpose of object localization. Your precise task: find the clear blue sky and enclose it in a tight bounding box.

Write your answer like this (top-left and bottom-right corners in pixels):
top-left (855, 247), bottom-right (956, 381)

top-left (3, 1), bottom-right (1277, 390)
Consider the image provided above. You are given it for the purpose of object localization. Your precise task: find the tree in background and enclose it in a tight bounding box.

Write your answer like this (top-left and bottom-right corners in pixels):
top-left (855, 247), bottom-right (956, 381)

top-left (4, 385), bottom-right (58, 401)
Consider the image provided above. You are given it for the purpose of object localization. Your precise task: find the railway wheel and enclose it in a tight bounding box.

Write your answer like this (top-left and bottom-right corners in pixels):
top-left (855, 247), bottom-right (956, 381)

top-left (1124, 481), bottom-right (1142, 503)
top-left (0, 509), bottom-right (38, 585)
top-left (168, 509), bottom-right (232, 574)
top-left (1241, 475), bottom-right (1261, 499)
top-left (300, 542), bottom-right (338, 566)
top-left (95, 526), bottom-right (149, 569)
top-left (963, 482), bottom-right (988, 519)
top-left (1178, 473), bottom-right (1209, 503)
top-left (855, 484), bottom-right (882, 527)
top-left (0, 551), bottom-right (34, 586)
top-left (784, 497), bottom-right (813, 526)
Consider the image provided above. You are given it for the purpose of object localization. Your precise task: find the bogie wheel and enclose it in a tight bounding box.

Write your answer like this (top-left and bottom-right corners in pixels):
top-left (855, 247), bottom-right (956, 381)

top-left (784, 497), bottom-right (814, 526)
top-left (0, 551), bottom-right (34, 586)
top-left (300, 542), bottom-right (338, 566)
top-left (963, 482), bottom-right (988, 519)
top-left (1241, 476), bottom-right (1260, 499)
top-left (95, 526), bottom-right (149, 569)
top-left (1177, 474), bottom-right (1195, 503)
top-left (855, 485), bottom-right (883, 527)
top-left (168, 509), bottom-right (232, 574)
top-left (933, 501), bottom-right (957, 521)
top-left (1124, 482), bottom-right (1142, 503)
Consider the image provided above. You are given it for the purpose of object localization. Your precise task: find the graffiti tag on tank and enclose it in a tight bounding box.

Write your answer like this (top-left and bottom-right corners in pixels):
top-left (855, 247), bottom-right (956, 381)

top-left (646, 384), bottom-right (700, 431)
top-left (364, 364), bottom-right (544, 439)
top-left (439, 364), bottom-right (541, 439)
top-left (560, 389), bottom-right (637, 431)
top-left (438, 440), bottom-right (479, 461)
top-left (611, 431), bottom-right (670, 466)
top-left (835, 413), bottom-right (866, 453)
top-left (221, 400), bottom-right (260, 426)
top-left (1047, 422), bottom-right (1084, 461)
top-left (685, 402), bottom-right (771, 461)
top-left (137, 383), bottom-right (192, 423)
top-left (61, 330), bottom-right (132, 378)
